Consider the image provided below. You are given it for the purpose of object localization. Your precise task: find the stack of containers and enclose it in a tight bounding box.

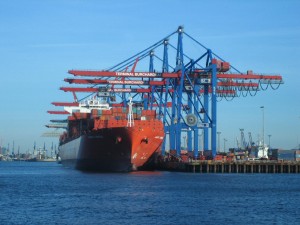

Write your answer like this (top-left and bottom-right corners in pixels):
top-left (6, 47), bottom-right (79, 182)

top-left (133, 106), bottom-right (142, 119)
top-left (101, 109), bottom-right (112, 120)
top-left (272, 149), bottom-right (296, 161)
top-left (91, 109), bottom-right (102, 119)
top-left (141, 110), bottom-right (156, 120)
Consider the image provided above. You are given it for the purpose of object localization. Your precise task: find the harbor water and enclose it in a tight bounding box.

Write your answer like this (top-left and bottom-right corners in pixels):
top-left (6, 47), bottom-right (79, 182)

top-left (0, 161), bottom-right (299, 225)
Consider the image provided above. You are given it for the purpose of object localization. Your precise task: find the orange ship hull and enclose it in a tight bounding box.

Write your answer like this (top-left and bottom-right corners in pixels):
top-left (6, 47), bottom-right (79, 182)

top-left (58, 119), bottom-right (164, 172)
top-left (126, 120), bottom-right (164, 170)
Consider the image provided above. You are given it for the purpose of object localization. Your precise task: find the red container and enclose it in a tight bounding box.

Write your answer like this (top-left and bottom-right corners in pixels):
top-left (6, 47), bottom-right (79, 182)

top-left (211, 58), bottom-right (222, 70)
top-left (199, 155), bottom-right (206, 160)
top-left (181, 155), bottom-right (189, 162)
top-left (181, 150), bottom-right (188, 154)
top-left (102, 110), bottom-right (112, 115)
top-left (227, 157), bottom-right (233, 162)
top-left (220, 62), bottom-right (230, 72)
top-left (141, 110), bottom-right (156, 116)
top-left (214, 155), bottom-right (223, 161)
top-left (112, 108), bottom-right (122, 113)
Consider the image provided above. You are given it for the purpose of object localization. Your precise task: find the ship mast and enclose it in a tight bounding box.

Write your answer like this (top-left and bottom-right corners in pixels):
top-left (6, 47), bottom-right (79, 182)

top-left (127, 97), bottom-right (134, 127)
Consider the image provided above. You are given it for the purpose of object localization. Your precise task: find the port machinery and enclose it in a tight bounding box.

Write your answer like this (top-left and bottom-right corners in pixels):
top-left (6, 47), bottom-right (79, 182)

top-left (48, 26), bottom-right (283, 159)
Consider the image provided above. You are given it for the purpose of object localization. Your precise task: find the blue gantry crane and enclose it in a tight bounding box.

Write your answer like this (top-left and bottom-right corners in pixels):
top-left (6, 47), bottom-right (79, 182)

top-left (48, 26), bottom-right (283, 159)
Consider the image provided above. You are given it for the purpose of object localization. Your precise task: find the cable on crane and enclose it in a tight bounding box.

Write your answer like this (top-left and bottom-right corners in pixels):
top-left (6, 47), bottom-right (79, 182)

top-left (217, 95), bottom-right (223, 102)
top-left (269, 81), bottom-right (282, 90)
top-left (224, 94), bottom-right (235, 101)
top-left (242, 84), bottom-right (249, 97)
top-left (184, 32), bottom-right (243, 74)
top-left (235, 86), bottom-right (241, 98)
top-left (153, 55), bottom-right (175, 70)
top-left (259, 79), bottom-right (269, 91)
top-left (107, 31), bottom-right (177, 71)
top-left (168, 43), bottom-right (204, 70)
top-left (248, 80), bottom-right (258, 97)
top-left (114, 50), bottom-right (150, 72)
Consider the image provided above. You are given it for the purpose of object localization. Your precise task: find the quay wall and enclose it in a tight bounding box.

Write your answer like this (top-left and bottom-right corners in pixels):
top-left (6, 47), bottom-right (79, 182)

top-left (156, 160), bottom-right (300, 173)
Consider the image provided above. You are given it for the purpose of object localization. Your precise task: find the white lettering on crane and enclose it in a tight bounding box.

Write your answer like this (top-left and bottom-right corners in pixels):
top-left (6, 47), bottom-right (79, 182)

top-left (115, 72), bottom-right (156, 77)
top-left (107, 88), bottom-right (132, 92)
top-left (116, 72), bottom-right (134, 76)
top-left (108, 80), bottom-right (144, 85)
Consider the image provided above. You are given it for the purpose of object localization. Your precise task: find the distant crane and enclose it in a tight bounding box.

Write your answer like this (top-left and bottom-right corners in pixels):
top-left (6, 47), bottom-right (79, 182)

top-left (248, 132), bottom-right (253, 148)
top-left (240, 129), bottom-right (247, 150)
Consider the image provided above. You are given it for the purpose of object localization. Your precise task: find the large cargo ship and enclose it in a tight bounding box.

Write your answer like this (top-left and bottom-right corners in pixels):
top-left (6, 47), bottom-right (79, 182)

top-left (57, 97), bottom-right (164, 172)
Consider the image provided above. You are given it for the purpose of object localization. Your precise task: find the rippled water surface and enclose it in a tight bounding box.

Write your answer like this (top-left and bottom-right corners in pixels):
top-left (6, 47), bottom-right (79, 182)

top-left (0, 161), bottom-right (299, 224)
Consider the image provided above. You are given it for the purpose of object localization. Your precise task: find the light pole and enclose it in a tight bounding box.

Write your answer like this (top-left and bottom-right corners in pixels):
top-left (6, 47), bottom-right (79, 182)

top-left (260, 106), bottom-right (265, 146)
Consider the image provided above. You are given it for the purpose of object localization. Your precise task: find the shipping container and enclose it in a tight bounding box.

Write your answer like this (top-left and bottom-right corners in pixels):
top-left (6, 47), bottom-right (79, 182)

top-left (220, 62), bottom-right (230, 72)
top-left (199, 155), bottom-right (206, 160)
top-left (141, 110), bottom-right (155, 116)
top-left (102, 110), bottom-right (112, 115)
top-left (272, 149), bottom-right (295, 161)
top-left (203, 150), bottom-right (212, 157)
top-left (214, 155), bottom-right (223, 161)
top-left (112, 108), bottom-right (122, 113)
top-left (180, 150), bottom-right (188, 154)
top-left (91, 109), bottom-right (98, 115)
top-left (181, 155), bottom-right (189, 162)
top-left (226, 157), bottom-right (233, 162)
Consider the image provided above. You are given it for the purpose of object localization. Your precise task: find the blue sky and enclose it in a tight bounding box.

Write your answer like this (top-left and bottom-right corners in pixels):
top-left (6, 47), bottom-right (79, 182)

top-left (0, 0), bottom-right (299, 153)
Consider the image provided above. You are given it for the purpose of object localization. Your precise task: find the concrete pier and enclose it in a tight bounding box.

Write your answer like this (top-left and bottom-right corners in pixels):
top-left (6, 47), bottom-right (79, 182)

top-left (157, 160), bottom-right (300, 173)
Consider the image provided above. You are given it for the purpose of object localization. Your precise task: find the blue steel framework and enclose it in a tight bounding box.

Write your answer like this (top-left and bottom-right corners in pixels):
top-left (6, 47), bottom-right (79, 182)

top-left (50, 26), bottom-right (283, 159)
